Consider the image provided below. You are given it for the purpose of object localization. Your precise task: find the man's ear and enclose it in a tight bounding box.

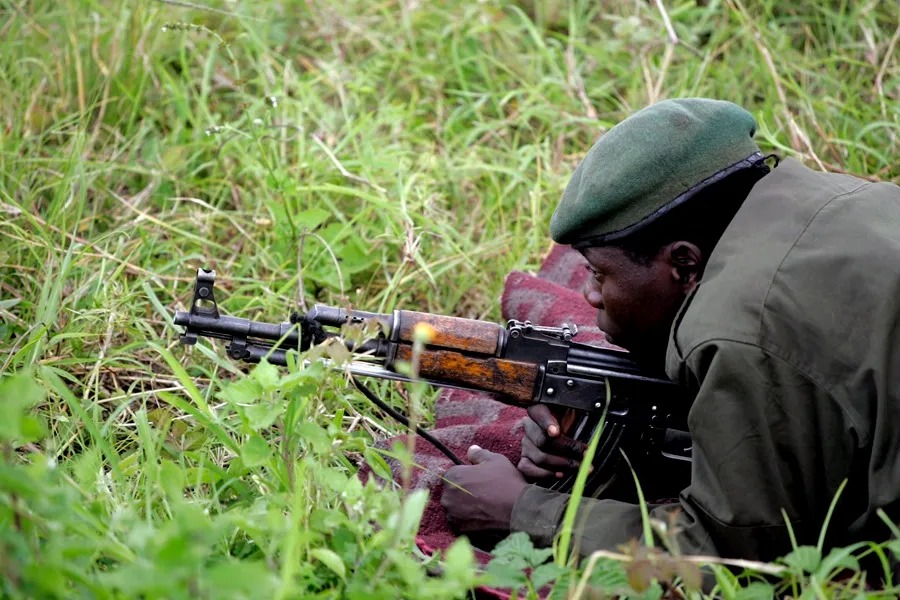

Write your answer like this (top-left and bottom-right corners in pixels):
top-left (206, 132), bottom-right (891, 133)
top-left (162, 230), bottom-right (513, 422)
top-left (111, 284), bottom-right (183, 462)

top-left (666, 241), bottom-right (703, 290)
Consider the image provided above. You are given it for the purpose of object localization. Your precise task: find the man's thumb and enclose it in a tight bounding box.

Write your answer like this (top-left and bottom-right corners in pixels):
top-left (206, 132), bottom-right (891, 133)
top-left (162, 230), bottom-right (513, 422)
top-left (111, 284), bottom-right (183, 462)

top-left (467, 445), bottom-right (497, 464)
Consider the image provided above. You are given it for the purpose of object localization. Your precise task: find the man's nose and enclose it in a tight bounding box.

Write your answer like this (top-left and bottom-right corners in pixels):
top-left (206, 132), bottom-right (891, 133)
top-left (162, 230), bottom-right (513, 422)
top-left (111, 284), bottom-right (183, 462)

top-left (583, 286), bottom-right (603, 309)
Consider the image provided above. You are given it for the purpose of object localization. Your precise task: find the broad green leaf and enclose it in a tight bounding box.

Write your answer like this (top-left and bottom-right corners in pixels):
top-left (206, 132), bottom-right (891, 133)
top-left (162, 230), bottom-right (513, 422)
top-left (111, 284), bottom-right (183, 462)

top-left (22, 561), bottom-right (67, 597)
top-left (637, 581), bottom-right (664, 600)
top-left (529, 547), bottom-right (554, 567)
top-left (125, 521), bottom-right (157, 551)
top-left (364, 447), bottom-right (394, 482)
top-left (159, 459), bottom-right (185, 501)
top-left (251, 359), bottom-right (280, 391)
top-left (201, 560), bottom-right (279, 598)
top-left (442, 537), bottom-right (476, 583)
top-left (322, 337), bottom-right (351, 365)
top-left (331, 526), bottom-right (359, 565)
top-left (70, 445), bottom-right (103, 489)
top-left (491, 531), bottom-right (551, 567)
top-left (183, 466), bottom-right (222, 486)
top-left (341, 472), bottom-right (363, 502)
top-left (294, 208), bottom-right (331, 229)
top-left (797, 588), bottom-right (819, 600)
top-left (530, 562), bottom-right (567, 588)
top-left (734, 582), bottom-right (776, 600)
top-left (781, 545), bottom-right (822, 573)
top-left (18, 415), bottom-right (46, 443)
top-left (387, 547), bottom-right (426, 587)
top-left (119, 450), bottom-right (144, 475)
top-left (816, 545), bottom-right (861, 579)
top-left (316, 221), bottom-right (346, 246)
top-left (484, 561), bottom-right (528, 589)
top-left (338, 237), bottom-right (379, 274)
top-left (0, 461), bottom-right (40, 497)
top-left (491, 531), bottom-right (535, 562)
top-left (394, 489), bottom-right (428, 540)
top-left (98, 562), bottom-right (172, 596)
top-left (245, 402), bottom-right (284, 431)
top-left (585, 556), bottom-right (630, 591)
top-left (241, 434), bottom-right (271, 467)
top-left (280, 363), bottom-right (322, 395)
top-left (489, 555), bottom-right (528, 573)
top-left (0, 298), bottom-right (21, 310)
top-left (155, 534), bottom-right (192, 568)
top-left (0, 371), bottom-right (45, 443)
top-left (310, 548), bottom-right (346, 580)
top-left (216, 377), bottom-right (262, 407)
top-left (310, 508), bottom-right (348, 533)
top-left (298, 421), bottom-right (331, 453)
top-left (311, 463), bottom-right (349, 493)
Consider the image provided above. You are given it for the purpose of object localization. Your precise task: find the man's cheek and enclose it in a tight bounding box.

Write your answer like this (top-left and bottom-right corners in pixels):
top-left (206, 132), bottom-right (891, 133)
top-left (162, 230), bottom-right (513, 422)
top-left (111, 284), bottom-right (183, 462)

top-left (594, 312), bottom-right (620, 341)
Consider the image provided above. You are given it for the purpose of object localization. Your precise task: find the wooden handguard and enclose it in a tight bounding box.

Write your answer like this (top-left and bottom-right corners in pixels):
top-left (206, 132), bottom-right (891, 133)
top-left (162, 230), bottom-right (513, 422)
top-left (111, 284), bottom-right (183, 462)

top-left (393, 346), bottom-right (538, 404)
top-left (395, 311), bottom-right (503, 356)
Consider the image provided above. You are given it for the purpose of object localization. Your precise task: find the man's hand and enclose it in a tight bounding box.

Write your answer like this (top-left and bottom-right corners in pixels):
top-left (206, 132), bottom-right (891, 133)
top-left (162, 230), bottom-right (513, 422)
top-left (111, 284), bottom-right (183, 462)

top-left (441, 445), bottom-right (527, 533)
top-left (517, 405), bottom-right (589, 480)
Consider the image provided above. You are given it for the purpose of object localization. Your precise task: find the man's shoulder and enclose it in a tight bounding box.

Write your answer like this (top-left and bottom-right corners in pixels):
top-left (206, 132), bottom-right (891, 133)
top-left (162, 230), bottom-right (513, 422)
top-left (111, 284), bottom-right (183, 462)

top-left (664, 159), bottom-right (830, 361)
top-left (757, 156), bottom-right (879, 197)
top-left (669, 158), bottom-right (900, 392)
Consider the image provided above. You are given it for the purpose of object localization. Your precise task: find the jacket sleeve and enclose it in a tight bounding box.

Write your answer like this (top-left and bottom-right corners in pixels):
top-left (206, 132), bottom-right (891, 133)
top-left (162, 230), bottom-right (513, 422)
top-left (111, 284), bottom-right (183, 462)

top-left (510, 340), bottom-right (855, 561)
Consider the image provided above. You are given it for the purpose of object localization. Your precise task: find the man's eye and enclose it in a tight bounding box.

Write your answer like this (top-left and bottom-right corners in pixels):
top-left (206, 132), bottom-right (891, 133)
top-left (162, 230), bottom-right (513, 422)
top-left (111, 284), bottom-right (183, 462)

top-left (583, 265), bottom-right (602, 280)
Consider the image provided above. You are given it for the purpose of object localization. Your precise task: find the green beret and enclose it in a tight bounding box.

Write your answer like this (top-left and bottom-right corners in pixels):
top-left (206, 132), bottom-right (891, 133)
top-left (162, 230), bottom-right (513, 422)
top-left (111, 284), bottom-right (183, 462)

top-left (550, 98), bottom-right (763, 247)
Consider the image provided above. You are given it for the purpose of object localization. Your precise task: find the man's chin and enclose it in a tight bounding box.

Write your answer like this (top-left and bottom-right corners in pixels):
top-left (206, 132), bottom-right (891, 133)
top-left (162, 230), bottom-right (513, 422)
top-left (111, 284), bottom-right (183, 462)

top-left (596, 322), bottom-right (663, 363)
top-left (603, 333), bottom-right (623, 348)
top-left (616, 338), bottom-right (668, 369)
top-left (598, 329), bottom-right (659, 363)
top-left (596, 317), bottom-right (621, 346)
top-left (596, 325), bottom-right (627, 350)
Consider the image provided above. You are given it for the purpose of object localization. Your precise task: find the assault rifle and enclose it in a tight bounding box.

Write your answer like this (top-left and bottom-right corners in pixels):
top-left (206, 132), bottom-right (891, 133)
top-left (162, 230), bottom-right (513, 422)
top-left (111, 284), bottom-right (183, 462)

top-left (173, 268), bottom-right (692, 498)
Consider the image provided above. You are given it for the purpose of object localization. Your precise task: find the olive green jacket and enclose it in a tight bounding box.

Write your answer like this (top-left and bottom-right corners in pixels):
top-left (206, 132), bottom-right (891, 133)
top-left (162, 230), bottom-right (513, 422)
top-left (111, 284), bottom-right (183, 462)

top-left (511, 158), bottom-right (900, 562)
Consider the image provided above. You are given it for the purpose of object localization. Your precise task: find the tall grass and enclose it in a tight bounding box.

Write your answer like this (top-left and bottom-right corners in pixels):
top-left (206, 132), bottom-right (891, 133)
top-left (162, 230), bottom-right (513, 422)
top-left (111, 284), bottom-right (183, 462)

top-left (1, 0), bottom-right (897, 597)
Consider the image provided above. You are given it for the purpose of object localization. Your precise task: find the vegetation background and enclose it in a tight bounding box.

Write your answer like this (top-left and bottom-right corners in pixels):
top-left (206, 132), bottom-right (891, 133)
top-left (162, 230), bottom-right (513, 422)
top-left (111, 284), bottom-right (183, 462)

top-left (1, 0), bottom-right (898, 597)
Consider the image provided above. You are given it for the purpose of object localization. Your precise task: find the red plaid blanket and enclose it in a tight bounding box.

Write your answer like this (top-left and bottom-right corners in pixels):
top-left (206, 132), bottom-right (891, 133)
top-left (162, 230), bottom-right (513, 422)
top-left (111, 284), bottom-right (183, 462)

top-left (360, 244), bottom-right (617, 598)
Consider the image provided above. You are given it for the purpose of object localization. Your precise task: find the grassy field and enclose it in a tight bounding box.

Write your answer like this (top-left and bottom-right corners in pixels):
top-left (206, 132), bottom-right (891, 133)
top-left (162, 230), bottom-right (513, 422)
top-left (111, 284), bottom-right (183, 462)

top-left (1, 0), bottom-right (898, 597)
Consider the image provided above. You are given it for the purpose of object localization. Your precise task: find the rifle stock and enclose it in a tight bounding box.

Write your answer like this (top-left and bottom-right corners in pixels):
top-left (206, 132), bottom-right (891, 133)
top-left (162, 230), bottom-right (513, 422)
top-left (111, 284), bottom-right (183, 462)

top-left (395, 311), bottom-right (505, 355)
top-left (393, 346), bottom-right (539, 405)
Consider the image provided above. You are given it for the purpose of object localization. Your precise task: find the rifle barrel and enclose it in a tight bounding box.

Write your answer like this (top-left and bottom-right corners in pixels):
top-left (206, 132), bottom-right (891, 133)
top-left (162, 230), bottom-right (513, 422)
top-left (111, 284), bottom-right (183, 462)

top-left (174, 310), bottom-right (303, 347)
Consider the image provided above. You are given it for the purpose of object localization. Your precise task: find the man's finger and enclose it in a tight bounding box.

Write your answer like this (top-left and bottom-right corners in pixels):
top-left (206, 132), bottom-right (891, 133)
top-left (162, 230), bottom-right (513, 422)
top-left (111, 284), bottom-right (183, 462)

top-left (524, 419), bottom-right (588, 458)
top-left (522, 436), bottom-right (582, 470)
top-left (523, 418), bottom-right (548, 447)
top-left (554, 433), bottom-right (589, 457)
top-left (517, 456), bottom-right (561, 480)
top-left (527, 404), bottom-right (560, 437)
top-left (467, 444), bottom-right (503, 464)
